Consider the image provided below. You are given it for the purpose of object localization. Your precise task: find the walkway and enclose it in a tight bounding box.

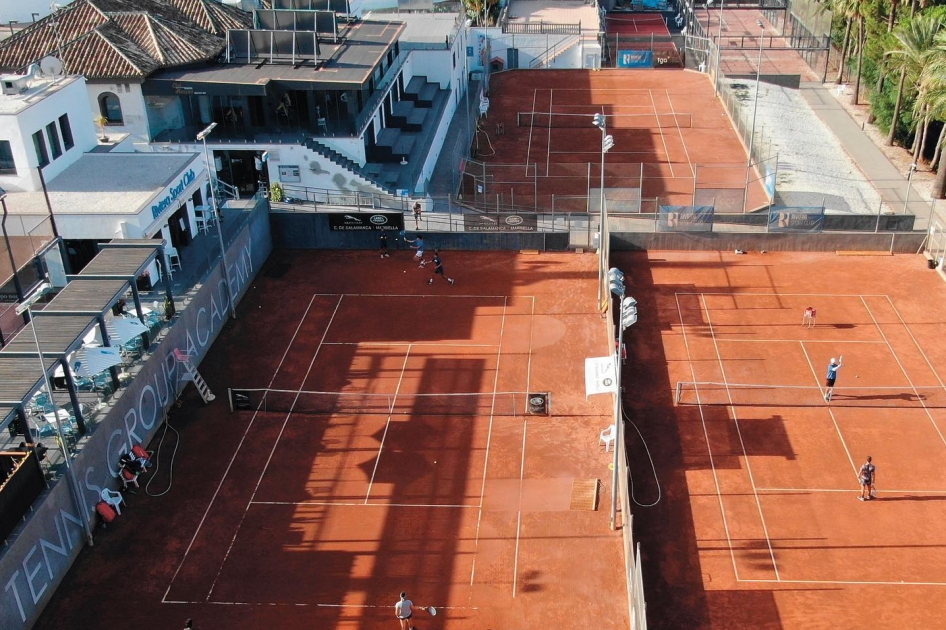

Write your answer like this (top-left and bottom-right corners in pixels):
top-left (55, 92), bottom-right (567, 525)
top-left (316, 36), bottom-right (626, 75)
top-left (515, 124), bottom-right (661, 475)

top-left (800, 81), bottom-right (933, 230)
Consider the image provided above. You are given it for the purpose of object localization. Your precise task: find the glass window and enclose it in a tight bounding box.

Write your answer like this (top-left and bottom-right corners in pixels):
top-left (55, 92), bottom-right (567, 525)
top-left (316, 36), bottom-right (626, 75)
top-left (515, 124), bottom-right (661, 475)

top-left (32, 130), bottom-right (48, 167)
top-left (59, 114), bottom-right (74, 150)
top-left (98, 92), bottom-right (123, 125)
top-left (46, 122), bottom-right (62, 159)
top-left (0, 140), bottom-right (14, 174)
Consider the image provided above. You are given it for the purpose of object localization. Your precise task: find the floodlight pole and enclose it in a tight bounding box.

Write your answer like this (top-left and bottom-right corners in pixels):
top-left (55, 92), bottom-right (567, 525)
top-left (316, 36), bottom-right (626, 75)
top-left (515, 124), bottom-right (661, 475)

top-left (16, 284), bottom-right (94, 546)
top-left (744, 22), bottom-right (765, 209)
top-left (611, 297), bottom-right (626, 530)
top-left (593, 114), bottom-right (612, 308)
top-left (713, 0), bottom-right (724, 95)
top-left (1, 193), bottom-right (26, 312)
top-left (903, 162), bottom-right (918, 215)
top-left (197, 123), bottom-right (236, 321)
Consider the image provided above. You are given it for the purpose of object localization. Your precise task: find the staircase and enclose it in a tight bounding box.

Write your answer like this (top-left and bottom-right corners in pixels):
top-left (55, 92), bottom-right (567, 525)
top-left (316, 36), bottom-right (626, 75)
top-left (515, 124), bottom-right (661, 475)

top-left (174, 348), bottom-right (215, 403)
top-left (304, 139), bottom-right (397, 195)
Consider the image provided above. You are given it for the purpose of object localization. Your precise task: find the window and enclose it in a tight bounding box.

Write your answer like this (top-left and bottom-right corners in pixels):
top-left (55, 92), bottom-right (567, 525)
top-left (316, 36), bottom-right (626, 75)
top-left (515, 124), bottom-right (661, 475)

top-left (46, 122), bottom-right (62, 159)
top-left (32, 130), bottom-right (48, 167)
top-left (0, 140), bottom-right (14, 174)
top-left (59, 114), bottom-right (74, 150)
top-left (98, 92), bottom-right (123, 125)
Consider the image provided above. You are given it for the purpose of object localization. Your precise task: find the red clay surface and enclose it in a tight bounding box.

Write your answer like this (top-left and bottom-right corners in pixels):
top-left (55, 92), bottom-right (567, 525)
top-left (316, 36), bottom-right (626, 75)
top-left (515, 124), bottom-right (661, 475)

top-left (476, 69), bottom-right (767, 213)
top-left (606, 15), bottom-right (671, 36)
top-left (33, 249), bottom-right (628, 630)
top-left (618, 250), bottom-right (946, 629)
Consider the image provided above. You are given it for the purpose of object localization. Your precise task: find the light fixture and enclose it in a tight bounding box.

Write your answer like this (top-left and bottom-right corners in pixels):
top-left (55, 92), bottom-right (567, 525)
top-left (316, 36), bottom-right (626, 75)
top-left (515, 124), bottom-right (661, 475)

top-left (196, 123), bottom-right (235, 320)
top-left (400, 156), bottom-right (408, 165)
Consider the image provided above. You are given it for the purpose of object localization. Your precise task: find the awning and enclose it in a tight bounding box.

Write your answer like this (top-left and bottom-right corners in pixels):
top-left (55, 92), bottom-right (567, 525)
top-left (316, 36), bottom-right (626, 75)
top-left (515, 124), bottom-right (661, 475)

top-left (72, 347), bottom-right (123, 377)
top-left (109, 317), bottom-right (150, 345)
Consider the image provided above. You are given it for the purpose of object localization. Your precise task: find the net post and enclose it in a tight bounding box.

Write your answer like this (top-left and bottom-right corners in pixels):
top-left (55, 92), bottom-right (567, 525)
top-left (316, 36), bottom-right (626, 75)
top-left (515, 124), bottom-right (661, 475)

top-left (675, 381), bottom-right (683, 404)
top-left (228, 388), bottom-right (233, 413)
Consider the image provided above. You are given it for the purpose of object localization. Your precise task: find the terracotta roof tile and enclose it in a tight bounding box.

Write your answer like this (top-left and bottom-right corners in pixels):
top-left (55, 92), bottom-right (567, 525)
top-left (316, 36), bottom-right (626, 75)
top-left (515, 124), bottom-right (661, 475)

top-left (0, 0), bottom-right (252, 80)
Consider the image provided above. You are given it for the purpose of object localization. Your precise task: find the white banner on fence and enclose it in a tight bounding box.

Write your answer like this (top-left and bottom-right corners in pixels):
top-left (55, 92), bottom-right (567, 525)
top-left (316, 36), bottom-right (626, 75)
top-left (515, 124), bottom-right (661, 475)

top-left (585, 356), bottom-right (617, 398)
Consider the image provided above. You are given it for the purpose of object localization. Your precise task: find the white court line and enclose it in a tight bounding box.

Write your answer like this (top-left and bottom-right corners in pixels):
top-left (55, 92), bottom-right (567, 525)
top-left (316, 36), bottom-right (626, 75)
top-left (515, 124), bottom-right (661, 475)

top-left (251, 500), bottom-right (478, 508)
top-left (701, 294), bottom-right (780, 580)
top-left (321, 341), bottom-right (499, 347)
top-left (862, 296), bottom-right (946, 450)
top-left (205, 295), bottom-right (345, 602)
top-left (364, 345), bottom-right (412, 502)
top-left (886, 295), bottom-right (946, 389)
top-left (757, 487), bottom-right (946, 494)
top-left (545, 89), bottom-right (553, 177)
top-left (721, 339), bottom-right (887, 344)
top-left (168, 599), bottom-right (480, 609)
top-left (649, 89), bottom-right (674, 177)
top-left (737, 577), bottom-right (946, 586)
top-left (678, 291), bottom-right (892, 298)
top-left (799, 341), bottom-right (858, 475)
top-left (512, 420), bottom-right (527, 598)
top-left (525, 89), bottom-right (537, 176)
top-left (675, 294), bottom-right (741, 580)
top-left (667, 90), bottom-right (695, 177)
top-left (470, 297), bottom-right (508, 588)
top-left (162, 294), bottom-right (321, 604)
top-left (309, 292), bottom-right (513, 299)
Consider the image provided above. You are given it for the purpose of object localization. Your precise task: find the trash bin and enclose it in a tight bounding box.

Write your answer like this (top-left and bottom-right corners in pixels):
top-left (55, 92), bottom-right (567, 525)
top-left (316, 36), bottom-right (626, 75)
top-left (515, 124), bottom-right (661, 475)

top-left (929, 258), bottom-right (938, 270)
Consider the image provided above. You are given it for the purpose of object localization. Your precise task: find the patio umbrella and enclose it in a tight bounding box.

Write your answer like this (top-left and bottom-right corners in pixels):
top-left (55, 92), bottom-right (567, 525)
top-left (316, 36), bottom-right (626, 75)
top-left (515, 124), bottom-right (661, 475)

top-left (109, 317), bottom-right (150, 344)
top-left (72, 347), bottom-right (123, 377)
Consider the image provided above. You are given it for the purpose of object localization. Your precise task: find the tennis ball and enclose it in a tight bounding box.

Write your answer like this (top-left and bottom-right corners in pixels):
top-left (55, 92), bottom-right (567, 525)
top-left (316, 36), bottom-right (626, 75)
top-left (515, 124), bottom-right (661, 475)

top-left (403, 270), bottom-right (406, 273)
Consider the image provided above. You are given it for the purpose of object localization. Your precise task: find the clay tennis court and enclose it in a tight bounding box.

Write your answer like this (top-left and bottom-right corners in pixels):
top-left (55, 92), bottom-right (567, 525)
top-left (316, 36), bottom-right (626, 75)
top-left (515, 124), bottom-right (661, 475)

top-left (474, 69), bottom-right (768, 213)
top-left (619, 250), bottom-right (946, 628)
top-left (33, 250), bottom-right (628, 630)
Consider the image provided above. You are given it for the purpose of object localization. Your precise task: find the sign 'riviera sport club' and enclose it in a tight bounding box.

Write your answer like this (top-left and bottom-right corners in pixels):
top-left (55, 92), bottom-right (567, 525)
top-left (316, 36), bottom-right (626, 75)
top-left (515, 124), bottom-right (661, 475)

top-left (151, 169), bottom-right (196, 219)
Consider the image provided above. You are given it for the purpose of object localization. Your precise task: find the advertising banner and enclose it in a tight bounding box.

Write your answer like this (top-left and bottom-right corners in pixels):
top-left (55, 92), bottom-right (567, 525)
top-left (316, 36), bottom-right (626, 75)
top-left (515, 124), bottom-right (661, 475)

top-left (767, 206), bottom-right (825, 232)
top-left (463, 213), bottom-right (537, 232)
top-left (657, 206), bottom-right (715, 232)
top-left (327, 212), bottom-right (404, 231)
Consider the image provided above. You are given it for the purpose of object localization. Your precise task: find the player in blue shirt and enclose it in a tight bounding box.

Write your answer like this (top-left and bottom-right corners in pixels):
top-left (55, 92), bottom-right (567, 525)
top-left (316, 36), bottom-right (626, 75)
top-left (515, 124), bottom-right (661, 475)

top-left (824, 357), bottom-right (842, 402)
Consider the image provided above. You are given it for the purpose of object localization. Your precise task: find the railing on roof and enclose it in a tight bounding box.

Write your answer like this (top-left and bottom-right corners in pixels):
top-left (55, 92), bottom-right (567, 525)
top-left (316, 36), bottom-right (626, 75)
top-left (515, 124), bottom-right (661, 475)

top-left (503, 21), bottom-right (582, 35)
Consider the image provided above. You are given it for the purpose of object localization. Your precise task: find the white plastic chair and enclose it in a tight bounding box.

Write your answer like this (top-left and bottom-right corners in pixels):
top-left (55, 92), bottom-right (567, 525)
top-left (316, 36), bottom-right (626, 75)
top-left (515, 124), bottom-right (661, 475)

top-left (101, 488), bottom-right (124, 515)
top-left (167, 248), bottom-right (182, 275)
top-left (599, 424), bottom-right (616, 452)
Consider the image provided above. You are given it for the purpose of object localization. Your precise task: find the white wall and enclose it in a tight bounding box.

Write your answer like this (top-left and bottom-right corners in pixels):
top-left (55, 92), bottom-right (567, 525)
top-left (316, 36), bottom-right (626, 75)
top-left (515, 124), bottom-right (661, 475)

top-left (87, 81), bottom-right (151, 143)
top-left (0, 77), bottom-right (97, 192)
top-left (266, 144), bottom-right (387, 196)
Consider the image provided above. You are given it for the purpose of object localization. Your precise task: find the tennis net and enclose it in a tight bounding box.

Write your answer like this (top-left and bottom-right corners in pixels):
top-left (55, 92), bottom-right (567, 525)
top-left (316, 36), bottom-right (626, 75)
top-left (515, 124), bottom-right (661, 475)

top-left (517, 111), bottom-right (692, 129)
top-left (228, 388), bottom-right (550, 416)
top-left (674, 381), bottom-right (946, 408)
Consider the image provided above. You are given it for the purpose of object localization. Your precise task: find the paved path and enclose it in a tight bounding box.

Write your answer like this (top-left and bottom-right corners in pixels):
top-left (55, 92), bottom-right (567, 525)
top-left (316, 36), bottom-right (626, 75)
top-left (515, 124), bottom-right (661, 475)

top-left (800, 81), bottom-right (933, 230)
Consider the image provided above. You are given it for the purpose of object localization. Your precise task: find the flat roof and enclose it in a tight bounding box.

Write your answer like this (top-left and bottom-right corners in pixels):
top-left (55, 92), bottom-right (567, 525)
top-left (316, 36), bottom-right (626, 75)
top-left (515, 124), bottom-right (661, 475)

top-left (148, 19), bottom-right (404, 90)
top-left (0, 76), bottom-right (83, 116)
top-left (37, 152), bottom-right (201, 216)
top-left (367, 12), bottom-right (460, 46)
top-left (507, 0), bottom-right (600, 28)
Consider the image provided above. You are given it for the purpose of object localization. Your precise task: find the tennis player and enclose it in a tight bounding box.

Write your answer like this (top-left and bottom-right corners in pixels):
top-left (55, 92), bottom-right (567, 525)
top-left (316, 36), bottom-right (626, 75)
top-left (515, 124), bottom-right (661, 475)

top-left (428, 250), bottom-right (455, 285)
top-left (395, 592), bottom-right (428, 630)
top-left (824, 357), bottom-right (842, 402)
top-left (802, 306), bottom-right (817, 328)
top-left (858, 456), bottom-right (876, 501)
top-left (405, 235), bottom-right (426, 266)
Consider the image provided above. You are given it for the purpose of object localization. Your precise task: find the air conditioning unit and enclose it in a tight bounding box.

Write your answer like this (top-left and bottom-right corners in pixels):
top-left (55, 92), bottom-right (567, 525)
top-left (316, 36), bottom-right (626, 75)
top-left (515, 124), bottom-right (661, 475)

top-left (1, 64), bottom-right (39, 95)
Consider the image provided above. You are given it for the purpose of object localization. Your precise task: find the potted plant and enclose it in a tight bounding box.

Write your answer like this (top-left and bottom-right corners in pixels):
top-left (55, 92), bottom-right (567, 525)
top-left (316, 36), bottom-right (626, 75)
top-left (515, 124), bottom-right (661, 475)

top-left (94, 115), bottom-right (109, 142)
top-left (269, 181), bottom-right (284, 203)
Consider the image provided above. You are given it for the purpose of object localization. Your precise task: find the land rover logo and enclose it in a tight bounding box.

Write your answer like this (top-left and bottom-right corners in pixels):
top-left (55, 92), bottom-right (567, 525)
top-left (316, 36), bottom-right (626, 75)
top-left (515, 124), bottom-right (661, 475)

top-left (370, 215), bottom-right (388, 225)
top-left (505, 215), bottom-right (524, 226)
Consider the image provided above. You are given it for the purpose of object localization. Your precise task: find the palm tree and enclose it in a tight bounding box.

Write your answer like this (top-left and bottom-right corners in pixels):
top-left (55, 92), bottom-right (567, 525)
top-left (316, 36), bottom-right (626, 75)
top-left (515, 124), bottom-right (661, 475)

top-left (834, 0), bottom-right (857, 84)
top-left (884, 14), bottom-right (942, 146)
top-left (920, 33), bottom-right (946, 196)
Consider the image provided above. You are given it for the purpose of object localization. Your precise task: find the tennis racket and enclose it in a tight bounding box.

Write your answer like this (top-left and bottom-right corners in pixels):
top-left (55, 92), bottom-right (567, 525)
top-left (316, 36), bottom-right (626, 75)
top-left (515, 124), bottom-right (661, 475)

top-left (399, 229), bottom-right (406, 237)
